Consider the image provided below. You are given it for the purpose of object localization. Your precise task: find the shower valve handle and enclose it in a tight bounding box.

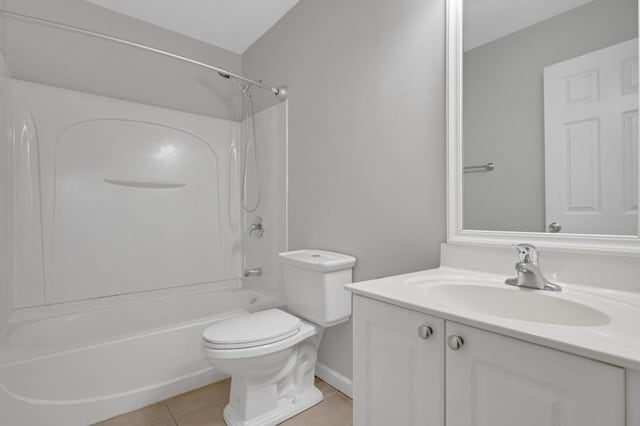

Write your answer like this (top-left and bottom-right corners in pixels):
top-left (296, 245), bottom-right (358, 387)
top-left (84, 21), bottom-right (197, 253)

top-left (249, 217), bottom-right (265, 238)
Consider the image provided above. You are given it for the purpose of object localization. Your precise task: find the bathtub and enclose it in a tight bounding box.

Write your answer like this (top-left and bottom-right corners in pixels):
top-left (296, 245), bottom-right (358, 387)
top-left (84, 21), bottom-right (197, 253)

top-left (0, 284), bottom-right (281, 426)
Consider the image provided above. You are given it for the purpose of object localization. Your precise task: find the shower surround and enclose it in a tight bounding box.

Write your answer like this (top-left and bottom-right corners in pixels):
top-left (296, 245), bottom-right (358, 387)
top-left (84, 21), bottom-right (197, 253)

top-left (0, 76), bottom-right (288, 425)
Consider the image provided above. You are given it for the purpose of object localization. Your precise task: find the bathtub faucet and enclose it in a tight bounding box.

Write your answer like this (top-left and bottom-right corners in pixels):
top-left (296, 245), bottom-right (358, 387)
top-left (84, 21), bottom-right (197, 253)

top-left (244, 268), bottom-right (262, 278)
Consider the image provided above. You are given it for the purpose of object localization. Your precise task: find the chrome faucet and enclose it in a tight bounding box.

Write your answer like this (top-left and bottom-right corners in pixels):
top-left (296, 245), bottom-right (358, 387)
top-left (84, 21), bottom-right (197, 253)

top-left (244, 268), bottom-right (262, 278)
top-left (505, 244), bottom-right (561, 292)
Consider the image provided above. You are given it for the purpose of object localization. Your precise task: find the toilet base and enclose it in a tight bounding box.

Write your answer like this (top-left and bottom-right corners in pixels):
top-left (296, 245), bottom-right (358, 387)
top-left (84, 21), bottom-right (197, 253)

top-left (222, 385), bottom-right (323, 426)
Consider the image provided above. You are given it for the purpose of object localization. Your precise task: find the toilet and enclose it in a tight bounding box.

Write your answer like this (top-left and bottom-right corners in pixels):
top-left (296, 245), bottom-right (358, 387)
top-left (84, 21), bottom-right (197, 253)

top-left (201, 249), bottom-right (356, 426)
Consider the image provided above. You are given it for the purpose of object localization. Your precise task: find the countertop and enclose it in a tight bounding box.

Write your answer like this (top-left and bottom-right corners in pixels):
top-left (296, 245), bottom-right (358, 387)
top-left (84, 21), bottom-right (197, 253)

top-left (346, 266), bottom-right (640, 371)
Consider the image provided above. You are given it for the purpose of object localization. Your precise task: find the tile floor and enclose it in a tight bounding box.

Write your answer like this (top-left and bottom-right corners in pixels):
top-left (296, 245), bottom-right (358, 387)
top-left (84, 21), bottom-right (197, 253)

top-left (94, 378), bottom-right (353, 426)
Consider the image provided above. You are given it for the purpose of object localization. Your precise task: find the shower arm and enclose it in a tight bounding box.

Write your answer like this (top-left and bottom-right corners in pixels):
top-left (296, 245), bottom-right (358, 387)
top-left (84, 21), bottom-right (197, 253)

top-left (0, 9), bottom-right (288, 101)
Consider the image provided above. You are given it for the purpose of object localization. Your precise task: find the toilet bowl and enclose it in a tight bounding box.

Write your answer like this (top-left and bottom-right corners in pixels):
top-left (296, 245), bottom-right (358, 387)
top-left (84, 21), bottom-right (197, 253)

top-left (201, 250), bottom-right (356, 426)
top-left (202, 309), bottom-right (322, 426)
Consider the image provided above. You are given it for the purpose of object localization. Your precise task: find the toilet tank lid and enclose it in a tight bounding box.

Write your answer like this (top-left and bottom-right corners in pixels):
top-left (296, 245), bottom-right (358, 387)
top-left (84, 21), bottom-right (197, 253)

top-left (279, 250), bottom-right (356, 272)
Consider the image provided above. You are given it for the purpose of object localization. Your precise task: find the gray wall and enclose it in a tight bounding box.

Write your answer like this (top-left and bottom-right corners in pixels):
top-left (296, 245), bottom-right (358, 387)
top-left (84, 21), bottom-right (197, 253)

top-left (463, 0), bottom-right (638, 232)
top-left (0, 0), bottom-right (6, 57)
top-left (0, 48), bottom-right (10, 334)
top-left (243, 0), bottom-right (446, 382)
top-left (3, 0), bottom-right (243, 119)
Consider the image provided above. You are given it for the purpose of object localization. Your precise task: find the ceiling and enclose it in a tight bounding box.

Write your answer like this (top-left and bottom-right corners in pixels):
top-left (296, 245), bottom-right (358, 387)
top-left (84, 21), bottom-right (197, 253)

top-left (464, 0), bottom-right (596, 51)
top-left (83, 0), bottom-right (301, 54)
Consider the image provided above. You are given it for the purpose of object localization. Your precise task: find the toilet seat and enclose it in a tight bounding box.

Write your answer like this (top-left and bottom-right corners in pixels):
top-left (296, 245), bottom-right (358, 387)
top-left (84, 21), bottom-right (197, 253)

top-left (202, 318), bottom-right (318, 360)
top-left (202, 309), bottom-right (302, 350)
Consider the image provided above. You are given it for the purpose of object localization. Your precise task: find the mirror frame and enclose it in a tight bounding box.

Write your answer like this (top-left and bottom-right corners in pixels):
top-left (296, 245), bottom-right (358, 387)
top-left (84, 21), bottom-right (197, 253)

top-left (446, 0), bottom-right (640, 254)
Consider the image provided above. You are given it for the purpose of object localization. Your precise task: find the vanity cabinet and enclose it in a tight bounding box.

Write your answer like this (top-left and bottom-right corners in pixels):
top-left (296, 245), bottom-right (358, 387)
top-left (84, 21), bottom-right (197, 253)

top-left (446, 322), bottom-right (624, 426)
top-left (353, 295), bottom-right (626, 426)
top-left (353, 295), bottom-right (445, 426)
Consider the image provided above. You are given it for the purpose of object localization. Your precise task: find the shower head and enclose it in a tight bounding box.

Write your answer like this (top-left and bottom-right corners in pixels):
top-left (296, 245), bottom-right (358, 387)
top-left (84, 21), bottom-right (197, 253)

top-left (219, 71), bottom-right (287, 101)
top-left (220, 72), bottom-right (252, 96)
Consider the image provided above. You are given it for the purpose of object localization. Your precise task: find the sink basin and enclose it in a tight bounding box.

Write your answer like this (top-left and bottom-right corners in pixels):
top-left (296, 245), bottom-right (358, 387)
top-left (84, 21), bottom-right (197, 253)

top-left (412, 282), bottom-right (610, 326)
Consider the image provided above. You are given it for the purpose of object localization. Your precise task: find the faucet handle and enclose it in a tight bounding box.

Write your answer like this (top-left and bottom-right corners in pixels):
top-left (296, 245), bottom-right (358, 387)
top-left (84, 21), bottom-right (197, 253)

top-left (513, 243), bottom-right (538, 264)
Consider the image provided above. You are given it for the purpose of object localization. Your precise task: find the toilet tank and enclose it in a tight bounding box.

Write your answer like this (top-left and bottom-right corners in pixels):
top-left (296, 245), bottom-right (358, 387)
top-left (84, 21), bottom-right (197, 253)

top-left (279, 250), bottom-right (356, 327)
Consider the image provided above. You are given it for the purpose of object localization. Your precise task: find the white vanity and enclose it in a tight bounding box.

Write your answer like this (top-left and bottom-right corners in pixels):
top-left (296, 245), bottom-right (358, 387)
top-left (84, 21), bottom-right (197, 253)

top-left (348, 3), bottom-right (640, 422)
top-left (347, 256), bottom-right (640, 426)
top-left (349, 0), bottom-right (640, 423)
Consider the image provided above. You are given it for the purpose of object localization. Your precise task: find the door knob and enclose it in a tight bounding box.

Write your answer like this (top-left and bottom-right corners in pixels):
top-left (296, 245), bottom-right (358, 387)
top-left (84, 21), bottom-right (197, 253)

top-left (548, 222), bottom-right (562, 233)
top-left (418, 325), bottom-right (433, 340)
top-left (447, 335), bottom-right (464, 350)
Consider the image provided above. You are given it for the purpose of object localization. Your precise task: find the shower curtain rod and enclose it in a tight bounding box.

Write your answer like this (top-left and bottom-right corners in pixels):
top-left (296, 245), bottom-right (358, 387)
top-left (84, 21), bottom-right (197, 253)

top-left (0, 9), bottom-right (288, 101)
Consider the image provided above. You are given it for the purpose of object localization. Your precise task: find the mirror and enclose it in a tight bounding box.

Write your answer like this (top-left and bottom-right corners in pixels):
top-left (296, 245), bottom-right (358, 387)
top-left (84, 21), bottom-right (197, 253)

top-left (461, 0), bottom-right (639, 236)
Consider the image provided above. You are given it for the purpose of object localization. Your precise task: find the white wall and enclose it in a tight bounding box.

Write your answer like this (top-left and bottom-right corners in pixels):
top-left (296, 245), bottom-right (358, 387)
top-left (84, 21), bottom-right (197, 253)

top-left (2, 0), bottom-right (243, 120)
top-left (11, 81), bottom-right (243, 308)
top-left (243, 0), bottom-right (446, 383)
top-left (463, 0), bottom-right (638, 232)
top-left (242, 102), bottom-right (288, 298)
top-left (0, 0), bottom-right (293, 313)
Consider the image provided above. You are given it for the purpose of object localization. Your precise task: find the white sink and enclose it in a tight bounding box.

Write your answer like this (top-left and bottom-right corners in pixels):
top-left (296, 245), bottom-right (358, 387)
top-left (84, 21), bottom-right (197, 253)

top-left (347, 267), bottom-right (640, 370)
top-left (405, 278), bottom-right (610, 327)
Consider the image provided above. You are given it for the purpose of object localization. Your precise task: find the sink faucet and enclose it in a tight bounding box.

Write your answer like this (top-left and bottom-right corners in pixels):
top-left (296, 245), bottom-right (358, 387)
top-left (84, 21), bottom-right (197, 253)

top-left (505, 244), bottom-right (561, 292)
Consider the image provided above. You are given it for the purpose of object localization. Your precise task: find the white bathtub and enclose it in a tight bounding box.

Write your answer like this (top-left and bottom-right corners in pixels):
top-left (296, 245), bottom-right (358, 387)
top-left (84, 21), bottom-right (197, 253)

top-left (0, 285), bottom-right (281, 426)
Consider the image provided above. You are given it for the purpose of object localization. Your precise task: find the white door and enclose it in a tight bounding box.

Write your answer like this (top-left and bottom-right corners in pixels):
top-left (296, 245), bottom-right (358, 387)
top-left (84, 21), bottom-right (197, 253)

top-left (544, 38), bottom-right (639, 235)
top-left (353, 296), bottom-right (445, 426)
top-left (445, 322), bottom-right (625, 426)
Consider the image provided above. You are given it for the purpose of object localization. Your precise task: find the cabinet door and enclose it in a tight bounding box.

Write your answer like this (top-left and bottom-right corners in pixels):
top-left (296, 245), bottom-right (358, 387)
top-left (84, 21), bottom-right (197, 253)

top-left (445, 322), bottom-right (625, 426)
top-left (353, 296), bottom-right (445, 426)
top-left (628, 370), bottom-right (640, 426)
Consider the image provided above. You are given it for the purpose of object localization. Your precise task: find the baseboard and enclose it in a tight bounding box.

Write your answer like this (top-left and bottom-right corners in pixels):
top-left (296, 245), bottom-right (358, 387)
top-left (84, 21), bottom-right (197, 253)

top-left (315, 362), bottom-right (353, 398)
